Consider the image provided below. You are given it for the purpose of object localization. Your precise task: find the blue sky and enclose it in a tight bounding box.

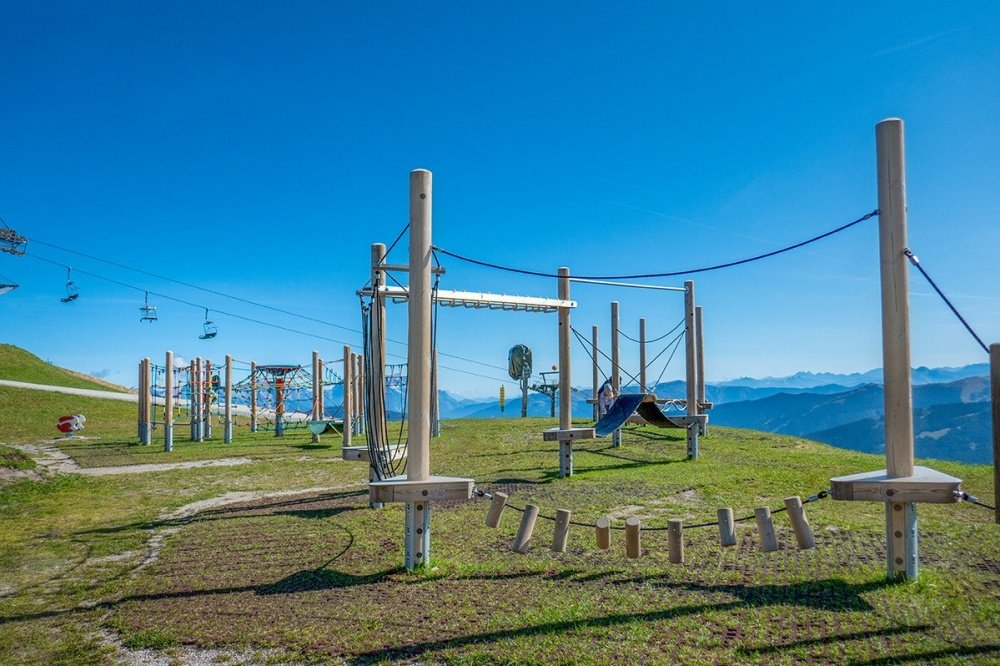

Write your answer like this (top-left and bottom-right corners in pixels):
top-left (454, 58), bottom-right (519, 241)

top-left (1, 2), bottom-right (998, 397)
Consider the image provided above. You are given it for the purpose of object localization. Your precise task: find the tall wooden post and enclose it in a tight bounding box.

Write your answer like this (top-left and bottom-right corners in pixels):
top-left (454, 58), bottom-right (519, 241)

top-left (275, 374), bottom-right (286, 437)
top-left (350, 352), bottom-right (360, 435)
top-left (877, 117), bottom-right (917, 579)
top-left (357, 354), bottom-right (365, 435)
top-left (318, 358), bottom-right (325, 421)
top-left (558, 267), bottom-right (573, 477)
top-left (639, 318), bottom-right (647, 393)
top-left (224, 355), bottom-right (233, 443)
top-left (249, 361), bottom-right (258, 432)
top-left (406, 168), bottom-right (433, 570)
top-left (991, 343), bottom-right (1000, 524)
top-left (164, 351), bottom-right (174, 452)
top-left (190, 359), bottom-right (200, 442)
top-left (343, 345), bottom-right (353, 447)
top-left (203, 359), bottom-right (212, 440)
top-left (141, 358), bottom-right (151, 445)
top-left (696, 306), bottom-right (707, 435)
top-left (591, 325), bottom-right (600, 419)
top-left (311, 350), bottom-right (321, 443)
top-left (685, 281), bottom-right (699, 459)
top-left (611, 301), bottom-right (621, 447)
top-left (370, 242), bottom-right (388, 451)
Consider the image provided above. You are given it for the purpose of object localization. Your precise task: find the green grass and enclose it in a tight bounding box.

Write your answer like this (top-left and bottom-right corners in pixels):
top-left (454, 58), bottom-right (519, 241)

top-left (0, 445), bottom-right (34, 470)
top-left (0, 377), bottom-right (997, 665)
top-left (0, 344), bottom-right (128, 392)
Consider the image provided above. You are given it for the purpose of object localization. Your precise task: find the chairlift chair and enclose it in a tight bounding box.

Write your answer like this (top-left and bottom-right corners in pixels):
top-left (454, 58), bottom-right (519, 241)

top-left (60, 267), bottom-right (79, 303)
top-left (199, 308), bottom-right (218, 339)
top-left (0, 273), bottom-right (17, 297)
top-left (139, 291), bottom-right (158, 322)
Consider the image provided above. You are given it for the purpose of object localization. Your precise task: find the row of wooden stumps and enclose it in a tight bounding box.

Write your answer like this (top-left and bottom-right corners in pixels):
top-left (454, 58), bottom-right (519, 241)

top-left (485, 492), bottom-right (815, 559)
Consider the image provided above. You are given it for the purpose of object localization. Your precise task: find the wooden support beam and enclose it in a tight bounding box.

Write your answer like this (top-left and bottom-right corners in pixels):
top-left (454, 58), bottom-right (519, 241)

top-left (342, 445), bottom-right (404, 463)
top-left (368, 474), bottom-right (472, 504)
top-left (343, 345), bottom-right (352, 447)
top-left (592, 325), bottom-right (599, 420)
top-left (684, 281), bottom-right (699, 459)
top-left (830, 466), bottom-right (961, 503)
top-left (611, 301), bottom-right (621, 448)
top-left (164, 350), bottom-right (174, 452)
top-left (224, 354), bottom-right (233, 444)
top-left (991, 343), bottom-right (1000, 524)
top-left (543, 427), bottom-right (597, 442)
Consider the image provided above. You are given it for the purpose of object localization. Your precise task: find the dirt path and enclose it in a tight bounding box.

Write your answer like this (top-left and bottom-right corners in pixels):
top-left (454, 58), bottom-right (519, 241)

top-left (8, 441), bottom-right (256, 476)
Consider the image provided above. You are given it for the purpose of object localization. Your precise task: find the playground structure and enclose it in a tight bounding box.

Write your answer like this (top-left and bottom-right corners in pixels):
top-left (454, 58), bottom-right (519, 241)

top-left (584, 292), bottom-right (711, 453)
top-left (136, 348), bottom-right (364, 451)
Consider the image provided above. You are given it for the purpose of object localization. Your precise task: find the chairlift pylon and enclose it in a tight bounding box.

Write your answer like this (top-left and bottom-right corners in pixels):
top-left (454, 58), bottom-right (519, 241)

top-left (60, 267), bottom-right (79, 303)
top-left (199, 308), bottom-right (217, 339)
top-left (139, 291), bottom-right (157, 322)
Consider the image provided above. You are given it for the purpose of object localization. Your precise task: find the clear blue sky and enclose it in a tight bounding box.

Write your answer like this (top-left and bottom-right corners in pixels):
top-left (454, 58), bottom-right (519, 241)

top-left (1, 2), bottom-right (998, 397)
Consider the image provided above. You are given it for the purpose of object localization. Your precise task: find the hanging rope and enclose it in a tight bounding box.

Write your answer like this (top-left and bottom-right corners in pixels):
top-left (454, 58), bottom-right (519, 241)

top-left (619, 318), bottom-right (685, 345)
top-left (570, 326), bottom-right (641, 387)
top-left (433, 210), bottom-right (878, 281)
top-left (651, 329), bottom-right (687, 388)
top-left (904, 249), bottom-right (989, 354)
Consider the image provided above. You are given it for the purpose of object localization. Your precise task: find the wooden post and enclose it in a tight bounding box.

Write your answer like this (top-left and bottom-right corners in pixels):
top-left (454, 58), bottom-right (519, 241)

top-left (164, 351), bottom-right (174, 452)
top-left (405, 168), bottom-right (433, 570)
top-left (591, 325), bottom-right (599, 419)
top-left (370, 242), bottom-right (388, 464)
top-left (275, 373), bottom-right (286, 437)
top-left (784, 496), bottom-right (815, 550)
top-left (249, 361), bottom-right (258, 432)
top-left (625, 517), bottom-right (641, 559)
top-left (513, 504), bottom-right (539, 553)
top-left (639, 318), bottom-right (647, 393)
top-left (137, 361), bottom-right (143, 440)
top-left (684, 281), bottom-right (699, 459)
top-left (877, 118), bottom-right (918, 579)
top-left (668, 519), bottom-right (684, 564)
top-left (991, 343), bottom-right (1000, 524)
top-left (485, 492), bottom-right (508, 528)
top-left (718, 508), bottom-right (737, 547)
top-left (203, 359), bottom-right (212, 440)
top-left (191, 359), bottom-right (200, 441)
top-left (357, 354), bottom-right (365, 435)
top-left (611, 301), bottom-right (621, 447)
top-left (343, 345), bottom-right (352, 447)
top-left (141, 358), bottom-right (152, 445)
top-left (552, 509), bottom-right (571, 552)
top-left (350, 352), bottom-right (360, 436)
top-left (318, 358), bottom-right (325, 422)
top-left (558, 267), bottom-right (574, 478)
top-left (311, 350), bottom-right (321, 443)
top-left (755, 507), bottom-right (779, 552)
top-left (224, 355), bottom-right (233, 443)
top-left (696, 306), bottom-right (706, 435)
top-left (595, 517), bottom-right (611, 549)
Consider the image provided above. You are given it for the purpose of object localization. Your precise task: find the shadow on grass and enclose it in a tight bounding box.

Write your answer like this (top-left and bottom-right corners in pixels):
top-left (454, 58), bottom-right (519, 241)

top-left (849, 644), bottom-right (1000, 665)
top-left (71, 489), bottom-right (369, 537)
top-left (737, 624), bottom-right (933, 655)
top-left (350, 577), bottom-right (896, 662)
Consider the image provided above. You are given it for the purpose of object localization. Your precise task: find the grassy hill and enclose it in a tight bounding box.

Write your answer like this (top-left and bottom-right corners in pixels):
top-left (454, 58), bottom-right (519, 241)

top-left (0, 357), bottom-right (997, 664)
top-left (0, 344), bottom-right (129, 392)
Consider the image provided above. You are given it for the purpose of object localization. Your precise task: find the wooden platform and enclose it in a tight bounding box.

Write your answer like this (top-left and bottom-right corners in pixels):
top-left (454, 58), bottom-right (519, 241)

top-left (830, 466), bottom-right (962, 504)
top-left (368, 475), bottom-right (474, 503)
top-left (542, 427), bottom-right (597, 442)
top-left (342, 445), bottom-right (406, 463)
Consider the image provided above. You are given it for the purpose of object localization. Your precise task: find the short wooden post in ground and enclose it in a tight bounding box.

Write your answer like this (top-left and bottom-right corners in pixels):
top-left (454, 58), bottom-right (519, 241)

top-left (785, 496), bottom-right (815, 549)
top-left (625, 517), bottom-right (641, 559)
top-left (513, 504), bottom-right (539, 553)
top-left (718, 508), bottom-right (737, 546)
top-left (755, 507), bottom-right (779, 552)
top-left (164, 350), bottom-right (174, 452)
top-left (684, 281), bottom-right (699, 459)
top-left (552, 509), bottom-right (571, 552)
top-left (596, 517), bottom-right (611, 549)
top-left (485, 492), bottom-right (508, 528)
top-left (668, 519), bottom-right (684, 564)
top-left (224, 355), bottom-right (233, 443)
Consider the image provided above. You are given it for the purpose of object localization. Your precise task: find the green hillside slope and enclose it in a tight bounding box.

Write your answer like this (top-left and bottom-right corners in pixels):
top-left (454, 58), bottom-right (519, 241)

top-left (0, 344), bottom-right (129, 392)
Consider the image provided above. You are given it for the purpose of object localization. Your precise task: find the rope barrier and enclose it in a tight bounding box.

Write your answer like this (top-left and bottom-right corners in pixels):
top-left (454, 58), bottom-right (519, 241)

top-left (433, 210), bottom-right (878, 281)
top-left (619, 318), bottom-right (685, 345)
top-left (904, 249), bottom-right (989, 354)
top-left (955, 490), bottom-right (996, 511)
top-left (473, 487), bottom-right (830, 531)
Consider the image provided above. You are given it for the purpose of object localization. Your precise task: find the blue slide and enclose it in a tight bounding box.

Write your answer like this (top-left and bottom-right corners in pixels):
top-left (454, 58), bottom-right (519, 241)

top-left (594, 393), bottom-right (646, 437)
